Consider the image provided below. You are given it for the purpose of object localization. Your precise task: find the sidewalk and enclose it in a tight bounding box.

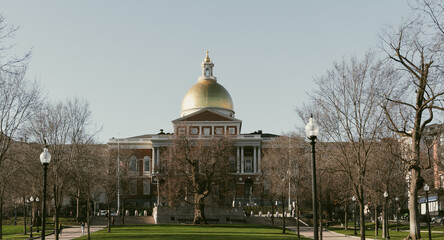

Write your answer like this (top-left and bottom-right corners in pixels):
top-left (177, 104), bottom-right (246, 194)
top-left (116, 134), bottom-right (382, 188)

top-left (287, 226), bottom-right (372, 240)
top-left (43, 225), bottom-right (106, 240)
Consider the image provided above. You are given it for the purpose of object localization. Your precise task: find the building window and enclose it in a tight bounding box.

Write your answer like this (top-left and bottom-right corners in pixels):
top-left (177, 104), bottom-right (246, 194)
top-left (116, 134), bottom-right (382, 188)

top-left (143, 156), bottom-right (151, 172)
top-left (177, 127), bottom-right (186, 135)
top-left (202, 127), bottom-right (211, 136)
top-left (130, 180), bottom-right (137, 195)
top-left (214, 127), bottom-right (224, 135)
top-left (441, 175), bottom-right (443, 188)
top-left (245, 156), bottom-right (253, 173)
top-left (143, 180), bottom-right (150, 195)
top-left (190, 127), bottom-right (199, 135)
top-left (245, 179), bottom-right (253, 195)
top-left (129, 156), bottom-right (138, 172)
top-left (228, 127), bottom-right (236, 135)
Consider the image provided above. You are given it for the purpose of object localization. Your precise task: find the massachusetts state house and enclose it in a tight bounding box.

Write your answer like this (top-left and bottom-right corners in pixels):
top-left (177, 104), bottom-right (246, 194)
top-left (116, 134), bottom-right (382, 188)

top-left (107, 52), bottom-right (278, 208)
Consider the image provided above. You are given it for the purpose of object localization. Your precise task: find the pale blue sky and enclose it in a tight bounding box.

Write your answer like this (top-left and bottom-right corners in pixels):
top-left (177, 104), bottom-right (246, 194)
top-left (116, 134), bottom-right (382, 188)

top-left (2, 1), bottom-right (411, 143)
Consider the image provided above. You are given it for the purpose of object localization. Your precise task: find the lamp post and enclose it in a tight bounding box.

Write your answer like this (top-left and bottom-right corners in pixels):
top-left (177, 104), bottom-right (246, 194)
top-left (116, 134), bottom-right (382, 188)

top-left (40, 147), bottom-right (51, 240)
top-left (352, 196), bottom-right (357, 236)
top-left (35, 198), bottom-right (40, 233)
top-left (305, 115), bottom-right (319, 240)
top-left (153, 171), bottom-right (161, 206)
top-left (29, 197), bottom-right (34, 238)
top-left (424, 184), bottom-right (432, 240)
top-left (29, 196), bottom-right (39, 237)
top-left (383, 191), bottom-right (389, 239)
top-left (395, 197), bottom-right (399, 232)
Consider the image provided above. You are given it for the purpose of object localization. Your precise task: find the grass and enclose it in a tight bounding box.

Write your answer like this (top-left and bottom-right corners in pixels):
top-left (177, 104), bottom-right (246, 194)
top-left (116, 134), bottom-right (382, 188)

top-left (329, 222), bottom-right (444, 240)
top-left (74, 224), bottom-right (311, 240)
top-left (1, 217), bottom-right (78, 239)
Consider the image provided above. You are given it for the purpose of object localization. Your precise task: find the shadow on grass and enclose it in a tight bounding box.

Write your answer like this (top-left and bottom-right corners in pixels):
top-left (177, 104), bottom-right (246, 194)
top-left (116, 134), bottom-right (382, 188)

top-left (74, 225), bottom-right (304, 240)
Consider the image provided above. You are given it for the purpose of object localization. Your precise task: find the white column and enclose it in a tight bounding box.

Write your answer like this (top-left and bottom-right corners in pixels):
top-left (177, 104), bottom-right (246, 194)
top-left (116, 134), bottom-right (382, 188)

top-left (236, 147), bottom-right (240, 173)
top-left (253, 147), bottom-right (257, 173)
top-left (241, 147), bottom-right (244, 173)
top-left (152, 147), bottom-right (156, 174)
top-left (156, 148), bottom-right (160, 170)
top-left (258, 147), bottom-right (261, 173)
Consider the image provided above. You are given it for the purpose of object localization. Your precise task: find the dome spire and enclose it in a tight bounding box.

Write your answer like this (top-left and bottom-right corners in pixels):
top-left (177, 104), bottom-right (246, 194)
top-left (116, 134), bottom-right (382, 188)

top-left (200, 50), bottom-right (215, 81)
top-left (204, 50), bottom-right (211, 62)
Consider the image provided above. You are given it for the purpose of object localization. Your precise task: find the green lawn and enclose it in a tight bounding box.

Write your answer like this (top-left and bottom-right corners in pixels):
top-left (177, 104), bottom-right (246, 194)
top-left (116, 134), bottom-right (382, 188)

top-left (330, 222), bottom-right (444, 240)
top-left (1, 217), bottom-right (77, 240)
top-left (74, 224), bottom-right (311, 240)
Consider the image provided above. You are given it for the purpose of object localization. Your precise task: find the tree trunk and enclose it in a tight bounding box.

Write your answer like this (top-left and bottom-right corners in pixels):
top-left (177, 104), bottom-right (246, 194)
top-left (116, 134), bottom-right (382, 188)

top-left (271, 198), bottom-right (275, 226)
top-left (408, 167), bottom-right (421, 240)
top-left (87, 196), bottom-right (91, 240)
top-left (281, 195), bottom-right (286, 234)
top-left (121, 198), bottom-right (125, 225)
top-left (383, 199), bottom-right (387, 239)
top-left (359, 196), bottom-right (365, 240)
top-left (374, 203), bottom-right (378, 237)
top-left (296, 198), bottom-right (300, 238)
top-left (344, 201), bottom-right (348, 230)
top-left (76, 187), bottom-right (80, 222)
top-left (23, 196), bottom-right (27, 235)
top-left (54, 184), bottom-right (61, 240)
top-left (107, 208), bottom-right (111, 232)
top-left (55, 206), bottom-right (60, 240)
top-left (0, 199), bottom-right (3, 240)
top-left (319, 193), bottom-right (322, 240)
top-left (193, 194), bottom-right (206, 224)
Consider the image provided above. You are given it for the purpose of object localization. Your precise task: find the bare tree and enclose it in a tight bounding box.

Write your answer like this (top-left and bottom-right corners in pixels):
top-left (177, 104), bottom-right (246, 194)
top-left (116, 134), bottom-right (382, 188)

top-left (26, 98), bottom-right (98, 240)
top-left (365, 137), bottom-right (407, 238)
top-left (380, 1), bottom-right (444, 238)
top-left (75, 144), bottom-right (105, 240)
top-left (104, 147), bottom-right (135, 229)
top-left (0, 14), bottom-right (31, 73)
top-left (0, 69), bottom-right (40, 240)
top-left (299, 52), bottom-right (396, 240)
top-left (262, 133), bottom-right (309, 235)
top-left (162, 135), bottom-right (234, 224)
top-left (0, 14), bottom-right (39, 240)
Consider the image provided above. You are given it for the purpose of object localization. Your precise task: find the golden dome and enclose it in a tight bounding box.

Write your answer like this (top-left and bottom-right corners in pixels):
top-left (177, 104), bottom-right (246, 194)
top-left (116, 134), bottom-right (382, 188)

top-left (181, 79), bottom-right (234, 116)
top-left (181, 51), bottom-right (234, 117)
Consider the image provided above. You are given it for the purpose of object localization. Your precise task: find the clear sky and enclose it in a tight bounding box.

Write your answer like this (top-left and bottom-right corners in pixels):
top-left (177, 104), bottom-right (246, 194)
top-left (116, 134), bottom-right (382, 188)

top-left (1, 1), bottom-right (411, 143)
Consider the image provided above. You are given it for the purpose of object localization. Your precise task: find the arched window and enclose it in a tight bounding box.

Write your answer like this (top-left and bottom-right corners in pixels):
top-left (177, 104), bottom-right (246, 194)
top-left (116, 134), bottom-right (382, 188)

top-left (129, 156), bottom-right (137, 172)
top-left (143, 156), bottom-right (151, 172)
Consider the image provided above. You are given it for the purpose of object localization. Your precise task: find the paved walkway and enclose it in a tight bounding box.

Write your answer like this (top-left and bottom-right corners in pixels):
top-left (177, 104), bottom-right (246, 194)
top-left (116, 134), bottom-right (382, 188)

top-left (287, 226), bottom-right (372, 240)
top-left (42, 225), bottom-right (106, 240)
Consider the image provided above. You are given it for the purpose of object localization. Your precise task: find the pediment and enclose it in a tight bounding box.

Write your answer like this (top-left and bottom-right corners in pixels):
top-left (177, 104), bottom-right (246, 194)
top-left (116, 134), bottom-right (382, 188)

top-left (172, 108), bottom-right (241, 123)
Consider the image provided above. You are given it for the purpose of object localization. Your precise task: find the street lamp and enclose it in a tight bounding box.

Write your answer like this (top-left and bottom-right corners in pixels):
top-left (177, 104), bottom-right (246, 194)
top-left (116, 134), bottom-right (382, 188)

top-left (40, 147), bottom-right (51, 240)
top-left (153, 171), bottom-right (161, 206)
top-left (305, 115), bottom-right (319, 240)
top-left (29, 196), bottom-right (39, 238)
top-left (424, 184), bottom-right (432, 240)
top-left (395, 197), bottom-right (399, 232)
top-left (352, 196), bottom-right (357, 236)
top-left (383, 191), bottom-right (389, 239)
